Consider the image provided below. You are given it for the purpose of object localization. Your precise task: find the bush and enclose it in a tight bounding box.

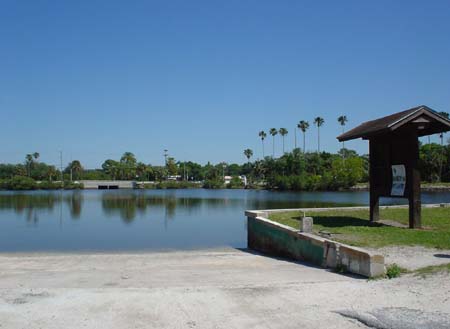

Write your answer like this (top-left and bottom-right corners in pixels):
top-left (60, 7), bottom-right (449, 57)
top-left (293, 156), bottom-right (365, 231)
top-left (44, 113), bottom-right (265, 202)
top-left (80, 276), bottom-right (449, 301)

top-left (38, 181), bottom-right (62, 190)
top-left (386, 263), bottom-right (406, 279)
top-left (227, 176), bottom-right (244, 189)
top-left (203, 179), bottom-right (224, 189)
top-left (7, 176), bottom-right (37, 190)
top-left (63, 181), bottom-right (84, 190)
top-left (156, 181), bottom-right (201, 189)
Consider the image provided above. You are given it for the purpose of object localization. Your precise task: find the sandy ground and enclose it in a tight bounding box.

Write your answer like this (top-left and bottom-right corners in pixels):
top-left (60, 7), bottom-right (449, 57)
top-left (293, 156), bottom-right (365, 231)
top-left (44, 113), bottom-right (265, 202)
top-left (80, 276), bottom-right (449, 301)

top-left (0, 249), bottom-right (449, 329)
top-left (367, 246), bottom-right (450, 270)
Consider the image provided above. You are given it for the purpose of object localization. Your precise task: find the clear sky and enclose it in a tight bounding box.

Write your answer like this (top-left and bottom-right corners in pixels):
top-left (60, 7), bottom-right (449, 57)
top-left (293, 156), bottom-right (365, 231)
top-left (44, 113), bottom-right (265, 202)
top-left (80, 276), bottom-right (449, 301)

top-left (1, 0), bottom-right (450, 168)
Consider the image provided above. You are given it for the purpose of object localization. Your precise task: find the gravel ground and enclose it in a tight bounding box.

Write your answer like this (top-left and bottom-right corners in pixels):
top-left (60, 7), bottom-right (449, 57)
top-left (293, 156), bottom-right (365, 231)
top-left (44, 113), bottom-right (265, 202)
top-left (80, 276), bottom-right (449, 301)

top-left (0, 249), bottom-right (449, 329)
top-left (367, 246), bottom-right (450, 270)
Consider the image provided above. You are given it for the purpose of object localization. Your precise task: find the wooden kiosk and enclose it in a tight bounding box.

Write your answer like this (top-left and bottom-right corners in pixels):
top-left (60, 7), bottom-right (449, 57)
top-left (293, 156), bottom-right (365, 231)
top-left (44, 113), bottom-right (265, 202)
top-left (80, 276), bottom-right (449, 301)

top-left (337, 105), bottom-right (450, 229)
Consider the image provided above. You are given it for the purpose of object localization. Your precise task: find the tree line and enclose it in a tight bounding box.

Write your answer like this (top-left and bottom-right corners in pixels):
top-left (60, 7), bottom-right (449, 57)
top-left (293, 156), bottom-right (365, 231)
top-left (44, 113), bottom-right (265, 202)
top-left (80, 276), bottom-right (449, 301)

top-left (257, 115), bottom-right (348, 158)
top-left (0, 110), bottom-right (449, 190)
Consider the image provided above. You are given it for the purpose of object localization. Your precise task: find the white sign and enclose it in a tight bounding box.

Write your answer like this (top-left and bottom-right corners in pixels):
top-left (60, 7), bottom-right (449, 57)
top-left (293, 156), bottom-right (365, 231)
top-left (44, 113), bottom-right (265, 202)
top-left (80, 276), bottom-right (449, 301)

top-left (391, 165), bottom-right (406, 196)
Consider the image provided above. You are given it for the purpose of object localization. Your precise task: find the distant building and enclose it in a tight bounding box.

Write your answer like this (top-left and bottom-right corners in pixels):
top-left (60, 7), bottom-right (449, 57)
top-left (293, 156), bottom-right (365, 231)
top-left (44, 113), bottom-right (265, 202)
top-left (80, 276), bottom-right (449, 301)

top-left (224, 175), bottom-right (247, 186)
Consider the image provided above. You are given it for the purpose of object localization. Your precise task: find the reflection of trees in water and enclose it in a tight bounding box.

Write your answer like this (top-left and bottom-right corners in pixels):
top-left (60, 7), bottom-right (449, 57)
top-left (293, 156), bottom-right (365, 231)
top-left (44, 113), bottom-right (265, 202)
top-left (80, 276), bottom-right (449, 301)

top-left (65, 192), bottom-right (83, 219)
top-left (0, 194), bottom-right (56, 224)
top-left (101, 194), bottom-right (200, 223)
top-left (100, 193), bottom-right (248, 223)
top-left (0, 193), bottom-right (84, 224)
top-left (0, 191), bottom-right (360, 226)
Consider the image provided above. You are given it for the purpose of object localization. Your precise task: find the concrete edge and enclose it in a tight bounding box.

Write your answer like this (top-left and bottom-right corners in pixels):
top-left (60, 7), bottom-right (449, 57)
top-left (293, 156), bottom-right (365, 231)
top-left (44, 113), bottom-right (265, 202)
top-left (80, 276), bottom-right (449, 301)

top-left (246, 211), bottom-right (387, 277)
top-left (246, 203), bottom-right (450, 216)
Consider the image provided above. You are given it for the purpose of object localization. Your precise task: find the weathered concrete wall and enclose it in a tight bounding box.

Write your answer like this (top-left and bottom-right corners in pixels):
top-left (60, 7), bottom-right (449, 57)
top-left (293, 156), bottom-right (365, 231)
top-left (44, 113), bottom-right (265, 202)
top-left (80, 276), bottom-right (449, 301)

top-left (80, 180), bottom-right (136, 189)
top-left (246, 212), bottom-right (385, 277)
top-left (339, 245), bottom-right (385, 278)
top-left (248, 216), bottom-right (324, 266)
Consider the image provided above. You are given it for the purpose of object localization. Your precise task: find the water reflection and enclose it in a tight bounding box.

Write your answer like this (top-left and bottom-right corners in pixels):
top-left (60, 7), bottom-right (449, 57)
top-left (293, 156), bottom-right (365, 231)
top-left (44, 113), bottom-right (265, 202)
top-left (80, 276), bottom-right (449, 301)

top-left (0, 192), bottom-right (84, 224)
top-left (0, 190), bottom-right (449, 225)
top-left (0, 189), bottom-right (449, 252)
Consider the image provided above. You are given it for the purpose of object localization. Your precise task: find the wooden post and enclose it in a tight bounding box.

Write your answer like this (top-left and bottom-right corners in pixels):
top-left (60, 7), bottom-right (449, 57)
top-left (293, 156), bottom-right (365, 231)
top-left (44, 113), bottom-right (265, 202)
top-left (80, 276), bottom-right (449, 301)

top-left (409, 135), bottom-right (422, 228)
top-left (369, 139), bottom-right (379, 222)
top-left (370, 192), bottom-right (379, 223)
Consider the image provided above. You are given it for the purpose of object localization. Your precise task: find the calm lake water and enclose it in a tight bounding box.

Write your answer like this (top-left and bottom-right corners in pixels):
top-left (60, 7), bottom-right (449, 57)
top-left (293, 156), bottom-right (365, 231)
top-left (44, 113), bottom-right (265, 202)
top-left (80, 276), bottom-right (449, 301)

top-left (0, 189), bottom-right (449, 252)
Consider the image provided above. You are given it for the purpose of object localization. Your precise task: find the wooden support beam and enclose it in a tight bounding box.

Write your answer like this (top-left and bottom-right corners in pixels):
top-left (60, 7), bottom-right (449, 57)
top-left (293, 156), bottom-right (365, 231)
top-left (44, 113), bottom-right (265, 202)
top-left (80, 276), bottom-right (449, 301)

top-left (369, 139), bottom-right (380, 222)
top-left (409, 136), bottom-right (422, 228)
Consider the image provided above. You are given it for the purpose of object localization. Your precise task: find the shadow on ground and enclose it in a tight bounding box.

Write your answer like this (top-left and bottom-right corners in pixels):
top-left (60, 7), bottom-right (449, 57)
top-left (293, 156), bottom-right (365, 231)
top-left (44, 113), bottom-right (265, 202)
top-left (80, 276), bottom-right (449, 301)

top-left (291, 215), bottom-right (385, 228)
top-left (434, 253), bottom-right (450, 259)
top-left (235, 247), bottom-right (365, 280)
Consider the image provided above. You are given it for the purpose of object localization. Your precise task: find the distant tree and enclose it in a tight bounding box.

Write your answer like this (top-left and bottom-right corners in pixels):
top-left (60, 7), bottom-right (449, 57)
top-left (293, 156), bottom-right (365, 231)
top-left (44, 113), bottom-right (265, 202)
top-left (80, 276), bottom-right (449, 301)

top-left (297, 121), bottom-right (309, 153)
top-left (120, 152), bottom-right (137, 179)
top-left (419, 143), bottom-right (446, 182)
top-left (136, 162), bottom-right (148, 181)
top-left (258, 131), bottom-right (267, 158)
top-left (244, 149), bottom-right (253, 163)
top-left (269, 128), bottom-right (278, 157)
top-left (166, 157), bottom-right (178, 176)
top-left (67, 160), bottom-right (83, 181)
top-left (25, 154), bottom-right (33, 177)
top-left (279, 128), bottom-right (288, 153)
top-left (47, 166), bottom-right (58, 182)
top-left (338, 148), bottom-right (358, 159)
top-left (314, 117), bottom-right (325, 153)
top-left (120, 152), bottom-right (136, 166)
top-left (14, 165), bottom-right (27, 177)
top-left (102, 159), bottom-right (119, 180)
top-left (338, 115), bottom-right (348, 151)
top-left (33, 152), bottom-right (40, 161)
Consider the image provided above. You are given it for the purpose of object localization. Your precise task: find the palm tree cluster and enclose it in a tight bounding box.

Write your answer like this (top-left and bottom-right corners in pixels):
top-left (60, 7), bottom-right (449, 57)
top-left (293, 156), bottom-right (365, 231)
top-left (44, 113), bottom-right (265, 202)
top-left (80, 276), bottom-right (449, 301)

top-left (255, 115), bottom-right (349, 159)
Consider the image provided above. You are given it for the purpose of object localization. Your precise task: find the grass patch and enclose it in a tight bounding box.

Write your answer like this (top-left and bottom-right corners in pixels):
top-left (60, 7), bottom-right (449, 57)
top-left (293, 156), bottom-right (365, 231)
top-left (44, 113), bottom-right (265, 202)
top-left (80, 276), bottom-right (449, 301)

top-left (414, 263), bottom-right (450, 278)
top-left (270, 207), bottom-right (450, 249)
top-left (386, 263), bottom-right (408, 279)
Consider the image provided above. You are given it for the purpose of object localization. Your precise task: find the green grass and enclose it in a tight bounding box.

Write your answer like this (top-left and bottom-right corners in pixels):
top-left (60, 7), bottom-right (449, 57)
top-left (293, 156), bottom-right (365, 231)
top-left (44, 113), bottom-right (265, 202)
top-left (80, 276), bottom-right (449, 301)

top-left (270, 207), bottom-right (450, 249)
top-left (414, 263), bottom-right (450, 277)
top-left (421, 182), bottom-right (450, 187)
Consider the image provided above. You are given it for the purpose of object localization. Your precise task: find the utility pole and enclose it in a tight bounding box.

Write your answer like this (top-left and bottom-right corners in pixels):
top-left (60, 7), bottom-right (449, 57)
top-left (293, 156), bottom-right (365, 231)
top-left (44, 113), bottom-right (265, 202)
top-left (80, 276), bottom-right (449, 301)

top-left (59, 151), bottom-right (64, 188)
top-left (164, 149), bottom-right (168, 165)
top-left (69, 155), bottom-right (73, 182)
top-left (294, 126), bottom-right (297, 149)
top-left (222, 162), bottom-right (226, 181)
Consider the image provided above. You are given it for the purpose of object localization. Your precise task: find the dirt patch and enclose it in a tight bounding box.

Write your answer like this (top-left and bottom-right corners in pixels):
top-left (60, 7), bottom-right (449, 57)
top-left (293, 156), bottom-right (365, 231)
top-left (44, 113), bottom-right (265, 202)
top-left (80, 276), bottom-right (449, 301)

top-left (367, 246), bottom-right (450, 270)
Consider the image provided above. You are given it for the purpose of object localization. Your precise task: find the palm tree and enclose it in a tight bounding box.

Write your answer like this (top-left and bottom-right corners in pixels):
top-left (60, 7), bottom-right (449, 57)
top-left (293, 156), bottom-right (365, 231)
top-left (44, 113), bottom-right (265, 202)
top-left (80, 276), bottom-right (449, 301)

top-left (297, 121), bottom-right (309, 153)
top-left (136, 162), bottom-right (148, 180)
top-left (279, 128), bottom-right (288, 153)
top-left (120, 152), bottom-right (137, 179)
top-left (33, 152), bottom-right (40, 161)
top-left (269, 128), bottom-right (278, 157)
top-left (47, 166), bottom-right (57, 182)
top-left (314, 117), bottom-right (325, 153)
top-left (70, 160), bottom-right (83, 181)
top-left (25, 154), bottom-right (33, 177)
top-left (258, 131), bottom-right (267, 158)
top-left (338, 115), bottom-right (348, 151)
top-left (243, 149), bottom-right (253, 163)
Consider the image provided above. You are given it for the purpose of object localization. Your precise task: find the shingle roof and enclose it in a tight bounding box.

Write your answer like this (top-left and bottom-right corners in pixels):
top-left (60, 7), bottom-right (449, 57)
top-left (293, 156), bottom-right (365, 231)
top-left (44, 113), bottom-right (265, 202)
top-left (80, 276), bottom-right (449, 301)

top-left (337, 105), bottom-right (450, 141)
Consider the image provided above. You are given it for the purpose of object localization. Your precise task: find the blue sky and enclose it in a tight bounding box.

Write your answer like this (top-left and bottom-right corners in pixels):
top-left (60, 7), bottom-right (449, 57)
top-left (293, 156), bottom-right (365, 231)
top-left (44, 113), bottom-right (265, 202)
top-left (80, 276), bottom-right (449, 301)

top-left (1, 0), bottom-right (450, 168)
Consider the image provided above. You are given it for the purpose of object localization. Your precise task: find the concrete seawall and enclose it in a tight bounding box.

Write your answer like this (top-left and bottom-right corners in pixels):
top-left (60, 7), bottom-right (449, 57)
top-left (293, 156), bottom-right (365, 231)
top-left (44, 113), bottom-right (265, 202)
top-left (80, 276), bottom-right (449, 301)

top-left (246, 210), bottom-right (386, 277)
top-left (80, 180), bottom-right (138, 189)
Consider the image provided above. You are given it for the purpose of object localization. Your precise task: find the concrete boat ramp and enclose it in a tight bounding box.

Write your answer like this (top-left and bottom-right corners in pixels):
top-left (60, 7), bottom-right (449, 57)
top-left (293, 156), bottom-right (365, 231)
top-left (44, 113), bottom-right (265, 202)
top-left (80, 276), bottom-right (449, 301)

top-left (0, 249), bottom-right (449, 329)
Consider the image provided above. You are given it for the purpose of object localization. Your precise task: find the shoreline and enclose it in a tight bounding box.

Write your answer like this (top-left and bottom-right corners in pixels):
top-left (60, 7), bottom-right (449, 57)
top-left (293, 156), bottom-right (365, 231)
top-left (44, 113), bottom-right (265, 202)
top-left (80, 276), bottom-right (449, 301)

top-left (2, 183), bottom-right (450, 192)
